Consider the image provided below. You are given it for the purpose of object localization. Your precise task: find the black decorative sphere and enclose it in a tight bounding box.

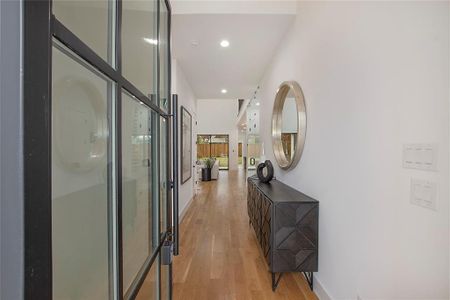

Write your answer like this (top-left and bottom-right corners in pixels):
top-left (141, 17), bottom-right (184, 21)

top-left (257, 160), bottom-right (274, 183)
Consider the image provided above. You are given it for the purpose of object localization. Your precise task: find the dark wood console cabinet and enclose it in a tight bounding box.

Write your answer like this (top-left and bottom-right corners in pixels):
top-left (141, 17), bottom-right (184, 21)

top-left (247, 175), bottom-right (319, 291)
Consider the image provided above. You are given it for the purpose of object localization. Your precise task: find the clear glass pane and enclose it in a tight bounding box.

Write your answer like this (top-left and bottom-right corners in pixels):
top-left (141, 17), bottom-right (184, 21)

top-left (197, 135), bottom-right (229, 170)
top-left (121, 91), bottom-right (153, 293)
top-left (53, 0), bottom-right (114, 65)
top-left (135, 256), bottom-right (159, 300)
top-left (122, 0), bottom-right (158, 100)
top-left (160, 117), bottom-right (168, 233)
top-left (52, 42), bottom-right (113, 299)
top-left (212, 135), bottom-right (229, 170)
top-left (247, 135), bottom-right (262, 172)
top-left (159, 0), bottom-right (169, 110)
top-left (197, 135), bottom-right (211, 159)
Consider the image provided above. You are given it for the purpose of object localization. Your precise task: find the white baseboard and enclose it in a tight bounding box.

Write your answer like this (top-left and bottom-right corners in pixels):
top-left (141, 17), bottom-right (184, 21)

top-left (179, 196), bottom-right (194, 222)
top-left (313, 275), bottom-right (334, 300)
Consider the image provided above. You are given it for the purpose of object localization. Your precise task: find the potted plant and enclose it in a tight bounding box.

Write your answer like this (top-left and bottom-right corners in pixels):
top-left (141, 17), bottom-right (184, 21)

top-left (201, 158), bottom-right (214, 181)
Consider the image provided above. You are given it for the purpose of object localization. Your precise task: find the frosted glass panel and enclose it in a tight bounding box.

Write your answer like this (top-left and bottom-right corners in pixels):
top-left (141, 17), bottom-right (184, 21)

top-left (121, 91), bottom-right (153, 293)
top-left (53, 0), bottom-right (113, 64)
top-left (52, 42), bottom-right (113, 299)
top-left (122, 0), bottom-right (157, 99)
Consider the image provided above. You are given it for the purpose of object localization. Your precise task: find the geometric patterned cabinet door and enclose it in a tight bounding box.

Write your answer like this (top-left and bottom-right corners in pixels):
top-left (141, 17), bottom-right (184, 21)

top-left (247, 176), bottom-right (319, 291)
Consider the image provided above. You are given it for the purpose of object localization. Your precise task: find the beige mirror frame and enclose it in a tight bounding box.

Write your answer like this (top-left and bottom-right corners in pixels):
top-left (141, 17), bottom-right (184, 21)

top-left (271, 81), bottom-right (307, 170)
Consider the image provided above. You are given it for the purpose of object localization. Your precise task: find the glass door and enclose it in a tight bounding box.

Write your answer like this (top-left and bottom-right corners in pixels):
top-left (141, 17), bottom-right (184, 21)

top-left (23, 0), bottom-right (175, 299)
top-left (197, 134), bottom-right (230, 170)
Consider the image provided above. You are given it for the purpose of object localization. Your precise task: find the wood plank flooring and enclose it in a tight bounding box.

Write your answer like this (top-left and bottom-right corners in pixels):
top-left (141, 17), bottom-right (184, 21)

top-left (173, 170), bottom-right (319, 300)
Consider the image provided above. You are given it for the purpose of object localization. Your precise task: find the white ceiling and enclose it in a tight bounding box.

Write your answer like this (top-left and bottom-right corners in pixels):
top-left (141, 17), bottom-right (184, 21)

top-left (171, 0), bottom-right (297, 15)
top-left (172, 13), bottom-right (295, 99)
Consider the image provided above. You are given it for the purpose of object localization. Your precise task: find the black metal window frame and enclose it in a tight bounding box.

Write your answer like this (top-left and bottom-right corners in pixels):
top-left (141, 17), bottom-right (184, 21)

top-left (23, 0), bottom-right (173, 299)
top-left (197, 134), bottom-right (230, 170)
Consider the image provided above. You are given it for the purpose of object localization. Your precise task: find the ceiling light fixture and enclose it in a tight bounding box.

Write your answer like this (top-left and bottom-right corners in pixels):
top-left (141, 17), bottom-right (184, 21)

top-left (221, 89), bottom-right (227, 94)
top-left (256, 102), bottom-right (260, 106)
top-left (143, 37), bottom-right (158, 45)
top-left (220, 40), bottom-right (230, 48)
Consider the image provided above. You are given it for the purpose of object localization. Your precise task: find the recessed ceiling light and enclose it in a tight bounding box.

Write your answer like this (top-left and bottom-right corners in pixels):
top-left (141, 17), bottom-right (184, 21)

top-left (220, 40), bottom-right (230, 47)
top-left (256, 102), bottom-right (260, 106)
top-left (191, 40), bottom-right (199, 46)
top-left (143, 37), bottom-right (158, 45)
top-left (221, 89), bottom-right (227, 94)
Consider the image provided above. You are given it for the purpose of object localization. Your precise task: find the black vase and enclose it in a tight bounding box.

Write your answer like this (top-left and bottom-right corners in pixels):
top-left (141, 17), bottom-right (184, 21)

top-left (202, 168), bottom-right (211, 181)
top-left (257, 160), bottom-right (274, 183)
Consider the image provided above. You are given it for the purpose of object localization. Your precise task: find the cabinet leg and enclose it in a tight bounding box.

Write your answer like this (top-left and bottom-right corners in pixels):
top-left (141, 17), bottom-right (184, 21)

top-left (302, 272), bottom-right (313, 290)
top-left (271, 272), bottom-right (283, 292)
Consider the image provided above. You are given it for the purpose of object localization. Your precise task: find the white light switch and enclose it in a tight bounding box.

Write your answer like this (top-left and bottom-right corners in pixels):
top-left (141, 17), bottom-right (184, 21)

top-left (403, 144), bottom-right (437, 171)
top-left (410, 179), bottom-right (437, 210)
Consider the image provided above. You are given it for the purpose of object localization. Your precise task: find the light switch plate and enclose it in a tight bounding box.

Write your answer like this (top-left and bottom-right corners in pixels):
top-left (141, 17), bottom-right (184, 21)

top-left (403, 144), bottom-right (438, 171)
top-left (410, 178), bottom-right (437, 210)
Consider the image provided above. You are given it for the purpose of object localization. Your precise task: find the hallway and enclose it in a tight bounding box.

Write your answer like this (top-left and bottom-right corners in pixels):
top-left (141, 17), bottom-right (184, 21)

top-left (173, 171), bottom-right (318, 300)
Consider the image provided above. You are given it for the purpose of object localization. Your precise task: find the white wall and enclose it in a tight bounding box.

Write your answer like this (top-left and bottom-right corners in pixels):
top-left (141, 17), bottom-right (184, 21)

top-left (197, 99), bottom-right (239, 170)
top-left (172, 0), bottom-right (297, 15)
top-left (258, 2), bottom-right (449, 299)
top-left (172, 59), bottom-right (198, 216)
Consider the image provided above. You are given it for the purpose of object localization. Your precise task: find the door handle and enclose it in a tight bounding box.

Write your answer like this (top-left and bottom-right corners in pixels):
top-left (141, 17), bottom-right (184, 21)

top-left (170, 94), bottom-right (180, 256)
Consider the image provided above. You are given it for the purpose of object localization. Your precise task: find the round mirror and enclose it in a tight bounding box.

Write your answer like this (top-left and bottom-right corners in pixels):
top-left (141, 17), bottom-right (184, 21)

top-left (271, 81), bottom-right (306, 170)
top-left (53, 77), bottom-right (108, 172)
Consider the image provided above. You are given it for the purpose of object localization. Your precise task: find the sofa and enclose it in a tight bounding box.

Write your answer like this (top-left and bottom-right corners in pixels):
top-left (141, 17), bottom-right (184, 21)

top-left (211, 159), bottom-right (220, 180)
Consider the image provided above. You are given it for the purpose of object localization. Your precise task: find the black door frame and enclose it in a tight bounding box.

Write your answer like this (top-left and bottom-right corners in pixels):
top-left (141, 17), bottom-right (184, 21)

top-left (197, 134), bottom-right (230, 170)
top-left (23, 0), bottom-right (174, 299)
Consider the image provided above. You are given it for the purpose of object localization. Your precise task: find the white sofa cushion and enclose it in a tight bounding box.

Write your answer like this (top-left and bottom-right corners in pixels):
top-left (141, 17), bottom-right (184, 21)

top-left (211, 159), bottom-right (220, 180)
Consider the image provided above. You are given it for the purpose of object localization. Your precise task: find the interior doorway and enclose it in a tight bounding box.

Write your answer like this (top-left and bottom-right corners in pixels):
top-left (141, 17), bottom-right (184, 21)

top-left (197, 134), bottom-right (229, 170)
top-left (238, 142), bottom-right (243, 167)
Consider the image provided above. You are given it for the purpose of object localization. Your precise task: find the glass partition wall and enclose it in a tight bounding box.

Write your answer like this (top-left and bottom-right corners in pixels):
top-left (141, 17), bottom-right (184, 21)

top-left (246, 98), bottom-right (262, 173)
top-left (24, 1), bottom-right (173, 299)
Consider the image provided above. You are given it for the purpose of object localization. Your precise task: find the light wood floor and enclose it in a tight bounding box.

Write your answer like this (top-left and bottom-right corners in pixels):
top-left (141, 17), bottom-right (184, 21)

top-left (173, 170), bottom-right (319, 300)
